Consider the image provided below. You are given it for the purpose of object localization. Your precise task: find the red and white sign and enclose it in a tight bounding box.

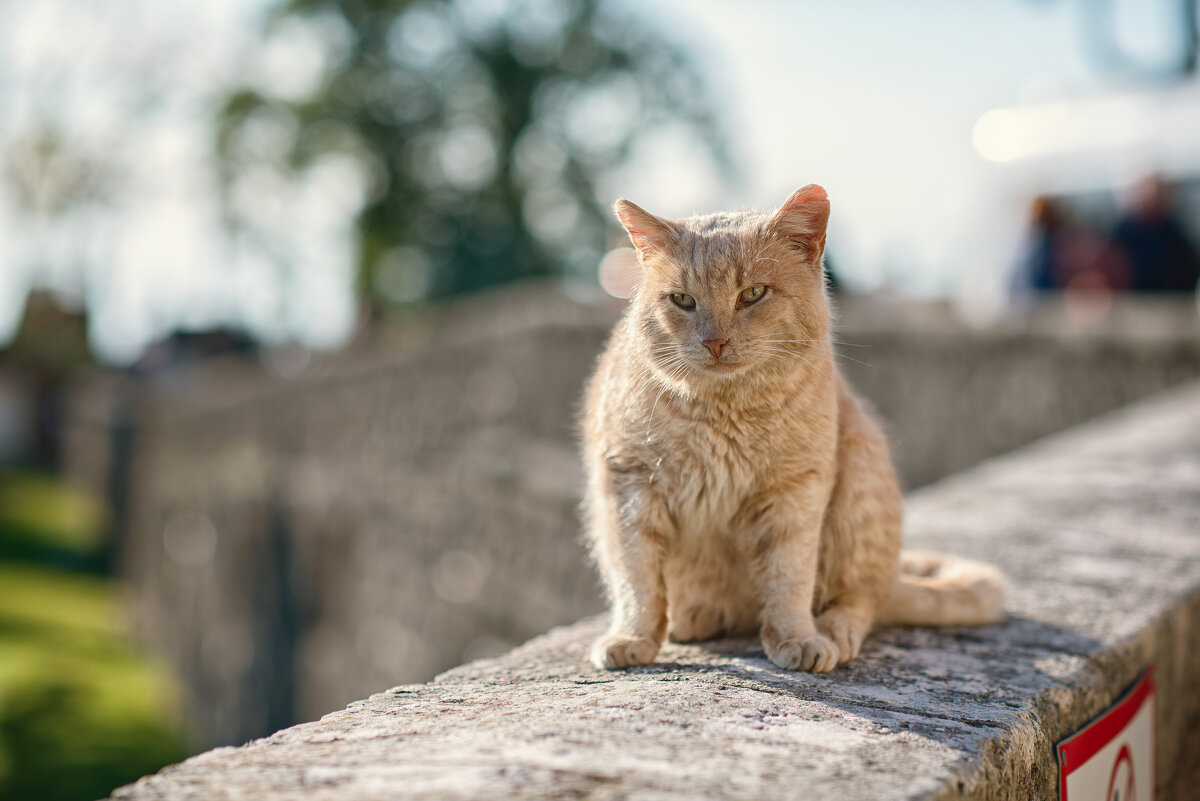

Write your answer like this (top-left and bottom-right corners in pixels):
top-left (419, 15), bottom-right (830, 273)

top-left (1057, 666), bottom-right (1157, 801)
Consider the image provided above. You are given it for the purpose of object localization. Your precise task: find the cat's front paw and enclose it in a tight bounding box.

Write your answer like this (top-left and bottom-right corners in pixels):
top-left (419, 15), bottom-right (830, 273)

top-left (765, 633), bottom-right (839, 673)
top-left (591, 634), bottom-right (660, 669)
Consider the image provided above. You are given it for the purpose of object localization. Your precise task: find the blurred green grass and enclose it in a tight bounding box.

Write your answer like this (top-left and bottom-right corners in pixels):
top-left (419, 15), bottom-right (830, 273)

top-left (0, 473), bottom-right (106, 571)
top-left (0, 471), bottom-right (187, 801)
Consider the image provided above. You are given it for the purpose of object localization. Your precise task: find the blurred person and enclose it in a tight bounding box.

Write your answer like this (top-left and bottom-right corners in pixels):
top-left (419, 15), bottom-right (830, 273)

top-left (1019, 196), bottom-right (1070, 291)
top-left (1111, 176), bottom-right (1200, 293)
top-left (1017, 196), bottom-right (1129, 294)
top-left (1057, 225), bottom-right (1130, 295)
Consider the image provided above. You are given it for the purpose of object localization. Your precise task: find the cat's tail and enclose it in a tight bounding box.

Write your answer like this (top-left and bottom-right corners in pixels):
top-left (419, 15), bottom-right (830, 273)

top-left (875, 551), bottom-right (1007, 627)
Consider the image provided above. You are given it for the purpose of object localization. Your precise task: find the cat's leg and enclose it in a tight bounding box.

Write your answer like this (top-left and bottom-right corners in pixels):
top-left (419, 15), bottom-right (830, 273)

top-left (745, 483), bottom-right (840, 673)
top-left (814, 393), bottom-right (903, 664)
top-left (588, 472), bottom-right (672, 669)
top-left (592, 531), bottom-right (667, 668)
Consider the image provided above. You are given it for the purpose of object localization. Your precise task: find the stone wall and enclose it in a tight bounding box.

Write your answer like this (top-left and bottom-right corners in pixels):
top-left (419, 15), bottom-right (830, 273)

top-left (107, 381), bottom-right (1200, 800)
top-left (834, 295), bottom-right (1200, 486)
top-left (63, 285), bottom-right (1200, 747)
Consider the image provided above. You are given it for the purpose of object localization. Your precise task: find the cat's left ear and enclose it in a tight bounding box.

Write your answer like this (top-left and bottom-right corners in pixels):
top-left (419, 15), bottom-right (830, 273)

top-left (613, 199), bottom-right (677, 259)
top-left (769, 184), bottom-right (830, 263)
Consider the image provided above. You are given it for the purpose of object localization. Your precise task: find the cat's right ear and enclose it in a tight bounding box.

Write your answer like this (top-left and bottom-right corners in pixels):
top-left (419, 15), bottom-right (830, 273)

top-left (613, 199), bottom-right (676, 259)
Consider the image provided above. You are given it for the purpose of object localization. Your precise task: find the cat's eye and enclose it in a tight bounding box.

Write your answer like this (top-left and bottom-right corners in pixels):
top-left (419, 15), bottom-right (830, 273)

top-left (670, 292), bottom-right (697, 310)
top-left (739, 285), bottom-right (767, 305)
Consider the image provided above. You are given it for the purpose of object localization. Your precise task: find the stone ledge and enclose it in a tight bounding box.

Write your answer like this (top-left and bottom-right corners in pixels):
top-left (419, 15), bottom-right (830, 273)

top-left (110, 381), bottom-right (1200, 800)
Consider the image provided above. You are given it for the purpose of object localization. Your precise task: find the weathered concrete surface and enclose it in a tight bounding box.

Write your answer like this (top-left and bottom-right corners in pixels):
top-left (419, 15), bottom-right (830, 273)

top-left (110, 381), bottom-right (1200, 800)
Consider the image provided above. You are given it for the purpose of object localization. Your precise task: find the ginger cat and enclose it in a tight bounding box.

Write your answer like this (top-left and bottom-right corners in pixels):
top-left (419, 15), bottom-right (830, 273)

top-left (581, 185), bottom-right (1005, 673)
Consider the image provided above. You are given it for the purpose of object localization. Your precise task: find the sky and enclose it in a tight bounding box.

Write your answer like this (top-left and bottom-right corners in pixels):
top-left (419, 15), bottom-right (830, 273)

top-left (608, 0), bottom-right (1196, 304)
top-left (0, 0), bottom-right (357, 363)
top-left (610, 0), bottom-right (1096, 293)
top-left (0, 0), bottom-right (1191, 363)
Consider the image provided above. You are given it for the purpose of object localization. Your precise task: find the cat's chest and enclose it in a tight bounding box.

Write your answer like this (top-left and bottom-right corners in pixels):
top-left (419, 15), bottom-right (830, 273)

top-left (649, 416), bottom-right (768, 531)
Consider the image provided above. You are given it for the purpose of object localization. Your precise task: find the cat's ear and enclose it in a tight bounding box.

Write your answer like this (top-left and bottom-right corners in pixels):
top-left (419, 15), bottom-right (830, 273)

top-left (769, 184), bottom-right (830, 262)
top-left (613, 199), bottom-right (676, 258)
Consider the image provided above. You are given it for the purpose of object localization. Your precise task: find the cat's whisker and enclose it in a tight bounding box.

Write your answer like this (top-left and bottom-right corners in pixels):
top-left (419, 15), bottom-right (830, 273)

top-left (756, 346), bottom-right (838, 375)
top-left (754, 347), bottom-right (814, 368)
top-left (646, 361), bottom-right (693, 437)
top-left (752, 339), bottom-right (874, 368)
top-left (754, 335), bottom-right (870, 349)
top-left (756, 339), bottom-right (864, 352)
top-left (834, 353), bottom-right (874, 368)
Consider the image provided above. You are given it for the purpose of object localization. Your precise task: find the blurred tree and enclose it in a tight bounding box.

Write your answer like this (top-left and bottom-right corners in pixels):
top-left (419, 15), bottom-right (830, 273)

top-left (216, 0), bottom-right (728, 312)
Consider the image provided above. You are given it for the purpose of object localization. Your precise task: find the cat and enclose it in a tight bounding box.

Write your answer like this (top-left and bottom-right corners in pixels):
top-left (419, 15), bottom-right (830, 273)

top-left (581, 184), bottom-right (1005, 673)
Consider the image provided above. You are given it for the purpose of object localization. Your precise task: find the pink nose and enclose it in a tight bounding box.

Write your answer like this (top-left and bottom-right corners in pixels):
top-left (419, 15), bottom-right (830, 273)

top-left (703, 338), bottom-right (728, 359)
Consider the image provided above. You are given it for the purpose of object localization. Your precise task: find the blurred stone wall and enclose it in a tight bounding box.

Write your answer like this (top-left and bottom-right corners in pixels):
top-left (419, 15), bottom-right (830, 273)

top-left (63, 285), bottom-right (1200, 748)
top-left (833, 296), bottom-right (1200, 486)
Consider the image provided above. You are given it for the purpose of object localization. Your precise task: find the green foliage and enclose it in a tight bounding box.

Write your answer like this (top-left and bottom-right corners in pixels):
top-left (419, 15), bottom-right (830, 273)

top-left (0, 475), bottom-right (187, 801)
top-left (0, 473), bottom-right (106, 569)
top-left (216, 0), bottom-right (727, 310)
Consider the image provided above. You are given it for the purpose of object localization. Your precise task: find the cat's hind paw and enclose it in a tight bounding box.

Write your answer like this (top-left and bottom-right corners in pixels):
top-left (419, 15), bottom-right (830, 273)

top-left (591, 634), bottom-right (660, 669)
top-left (765, 633), bottom-right (839, 673)
top-left (816, 608), bottom-right (867, 664)
top-left (667, 604), bottom-right (726, 643)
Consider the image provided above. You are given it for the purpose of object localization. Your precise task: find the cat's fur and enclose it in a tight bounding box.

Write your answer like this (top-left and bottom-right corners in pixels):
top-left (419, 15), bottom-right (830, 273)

top-left (581, 185), bottom-right (1005, 673)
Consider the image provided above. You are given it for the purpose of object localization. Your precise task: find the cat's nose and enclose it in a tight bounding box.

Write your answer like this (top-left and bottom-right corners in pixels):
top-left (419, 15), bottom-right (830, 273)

top-left (703, 338), bottom-right (728, 359)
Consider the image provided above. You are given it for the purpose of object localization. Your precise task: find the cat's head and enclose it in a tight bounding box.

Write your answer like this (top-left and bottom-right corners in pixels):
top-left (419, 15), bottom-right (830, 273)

top-left (613, 185), bottom-right (832, 391)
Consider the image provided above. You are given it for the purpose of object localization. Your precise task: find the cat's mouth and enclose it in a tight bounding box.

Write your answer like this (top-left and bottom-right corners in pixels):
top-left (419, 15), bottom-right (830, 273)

top-left (699, 358), bottom-right (745, 375)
